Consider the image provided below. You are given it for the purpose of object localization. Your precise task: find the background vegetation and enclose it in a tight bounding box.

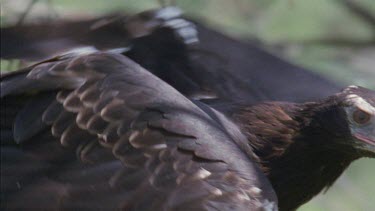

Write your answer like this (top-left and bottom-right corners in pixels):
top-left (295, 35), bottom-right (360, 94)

top-left (1, 0), bottom-right (374, 210)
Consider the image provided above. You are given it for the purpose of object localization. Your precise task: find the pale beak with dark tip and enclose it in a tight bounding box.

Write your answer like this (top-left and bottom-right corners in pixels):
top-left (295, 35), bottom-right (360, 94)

top-left (343, 89), bottom-right (375, 157)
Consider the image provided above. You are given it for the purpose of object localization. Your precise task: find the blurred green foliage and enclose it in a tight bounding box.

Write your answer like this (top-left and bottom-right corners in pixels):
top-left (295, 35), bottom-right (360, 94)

top-left (1, 0), bottom-right (374, 210)
top-left (0, 59), bottom-right (23, 72)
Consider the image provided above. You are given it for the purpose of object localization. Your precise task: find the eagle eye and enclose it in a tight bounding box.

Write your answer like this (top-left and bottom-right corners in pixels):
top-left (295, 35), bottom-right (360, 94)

top-left (352, 109), bottom-right (371, 125)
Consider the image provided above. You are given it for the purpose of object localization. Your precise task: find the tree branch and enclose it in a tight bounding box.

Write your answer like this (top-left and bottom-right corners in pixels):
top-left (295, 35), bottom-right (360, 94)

top-left (342, 0), bottom-right (375, 31)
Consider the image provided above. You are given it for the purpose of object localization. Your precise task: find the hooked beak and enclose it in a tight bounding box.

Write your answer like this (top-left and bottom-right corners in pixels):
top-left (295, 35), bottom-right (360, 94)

top-left (353, 131), bottom-right (375, 157)
top-left (354, 133), bottom-right (375, 146)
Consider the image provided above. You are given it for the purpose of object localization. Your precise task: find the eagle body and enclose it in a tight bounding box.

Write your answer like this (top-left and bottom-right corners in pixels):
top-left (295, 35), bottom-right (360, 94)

top-left (1, 7), bottom-right (374, 211)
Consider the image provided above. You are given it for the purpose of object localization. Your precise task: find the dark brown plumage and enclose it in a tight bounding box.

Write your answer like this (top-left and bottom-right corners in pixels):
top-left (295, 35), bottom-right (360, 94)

top-left (1, 50), bottom-right (374, 211)
top-left (1, 52), bottom-right (278, 211)
top-left (226, 86), bottom-right (375, 210)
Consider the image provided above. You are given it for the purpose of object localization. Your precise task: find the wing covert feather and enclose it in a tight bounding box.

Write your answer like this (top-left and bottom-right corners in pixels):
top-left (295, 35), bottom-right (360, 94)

top-left (1, 52), bottom-right (277, 210)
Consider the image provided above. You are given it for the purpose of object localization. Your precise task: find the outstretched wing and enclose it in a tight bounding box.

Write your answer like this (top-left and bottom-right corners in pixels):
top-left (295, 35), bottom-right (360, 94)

top-left (1, 7), bottom-right (340, 104)
top-left (1, 52), bottom-right (277, 210)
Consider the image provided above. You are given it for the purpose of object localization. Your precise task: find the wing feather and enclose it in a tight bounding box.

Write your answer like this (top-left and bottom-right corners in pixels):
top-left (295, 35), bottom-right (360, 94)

top-left (1, 52), bottom-right (277, 210)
